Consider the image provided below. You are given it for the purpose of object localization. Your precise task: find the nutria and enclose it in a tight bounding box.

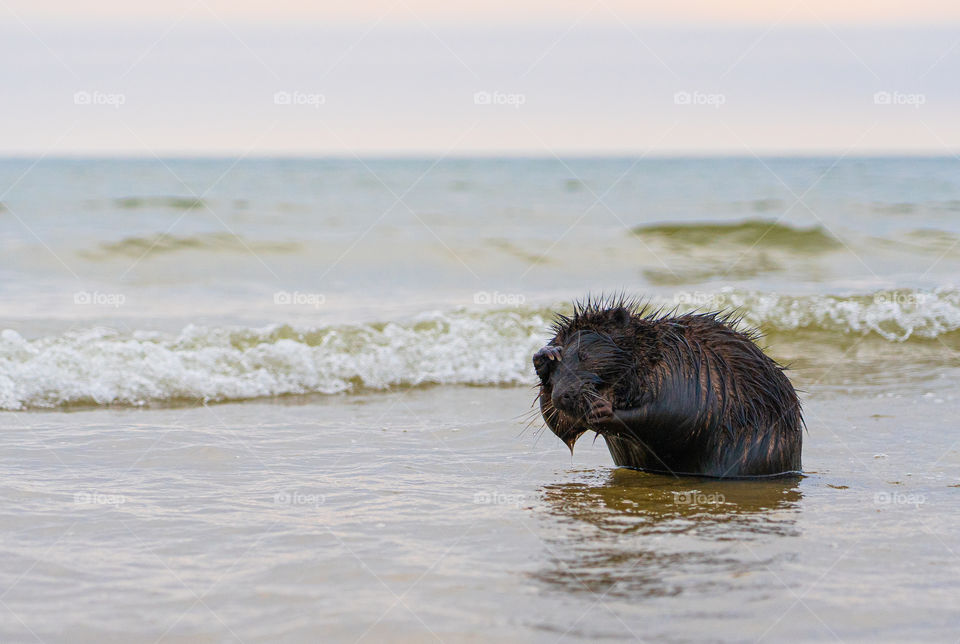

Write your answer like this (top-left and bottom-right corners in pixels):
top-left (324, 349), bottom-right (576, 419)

top-left (533, 297), bottom-right (803, 478)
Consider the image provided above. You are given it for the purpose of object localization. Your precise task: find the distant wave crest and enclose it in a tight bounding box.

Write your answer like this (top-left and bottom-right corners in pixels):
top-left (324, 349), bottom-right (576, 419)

top-left (80, 233), bottom-right (301, 259)
top-left (631, 219), bottom-right (840, 251)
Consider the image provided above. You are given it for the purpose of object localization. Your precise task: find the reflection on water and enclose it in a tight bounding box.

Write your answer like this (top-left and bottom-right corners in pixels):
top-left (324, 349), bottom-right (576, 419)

top-left (532, 468), bottom-right (802, 598)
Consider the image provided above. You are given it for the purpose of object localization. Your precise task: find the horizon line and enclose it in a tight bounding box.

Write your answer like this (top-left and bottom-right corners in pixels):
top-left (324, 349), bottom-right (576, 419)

top-left (1, 151), bottom-right (958, 161)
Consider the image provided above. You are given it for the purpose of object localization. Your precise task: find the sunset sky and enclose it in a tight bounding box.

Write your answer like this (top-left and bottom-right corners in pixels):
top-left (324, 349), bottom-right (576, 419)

top-left (2, 0), bottom-right (959, 155)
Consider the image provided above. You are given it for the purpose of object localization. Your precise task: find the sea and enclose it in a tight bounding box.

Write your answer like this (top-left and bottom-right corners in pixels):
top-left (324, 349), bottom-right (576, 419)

top-left (1, 157), bottom-right (958, 642)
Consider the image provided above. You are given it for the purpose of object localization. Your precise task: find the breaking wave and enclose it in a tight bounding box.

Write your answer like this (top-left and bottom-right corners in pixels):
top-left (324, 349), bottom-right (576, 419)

top-left (1, 287), bottom-right (958, 409)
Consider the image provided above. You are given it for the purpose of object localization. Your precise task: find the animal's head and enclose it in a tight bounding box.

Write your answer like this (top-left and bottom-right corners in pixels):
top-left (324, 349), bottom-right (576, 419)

top-left (534, 298), bottom-right (658, 449)
top-left (538, 330), bottom-right (628, 412)
top-left (534, 329), bottom-right (632, 448)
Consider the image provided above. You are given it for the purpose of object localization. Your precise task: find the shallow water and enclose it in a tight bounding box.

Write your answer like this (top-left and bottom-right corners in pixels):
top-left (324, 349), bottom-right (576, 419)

top-left (1, 385), bottom-right (958, 642)
top-left (2, 157), bottom-right (960, 641)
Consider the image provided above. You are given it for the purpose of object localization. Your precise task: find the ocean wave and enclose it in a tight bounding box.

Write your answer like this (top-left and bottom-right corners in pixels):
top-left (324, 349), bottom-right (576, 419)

top-left (1, 288), bottom-right (958, 409)
top-left (631, 219), bottom-right (839, 251)
top-left (872, 200), bottom-right (960, 214)
top-left (80, 233), bottom-right (301, 259)
top-left (723, 287), bottom-right (960, 341)
top-left (113, 196), bottom-right (205, 210)
top-left (0, 311), bottom-right (550, 410)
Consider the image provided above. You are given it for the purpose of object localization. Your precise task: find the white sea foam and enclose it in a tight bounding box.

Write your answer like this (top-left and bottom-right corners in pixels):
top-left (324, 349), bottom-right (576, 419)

top-left (727, 286), bottom-right (960, 342)
top-left (1, 288), bottom-right (958, 409)
top-left (0, 311), bottom-right (551, 410)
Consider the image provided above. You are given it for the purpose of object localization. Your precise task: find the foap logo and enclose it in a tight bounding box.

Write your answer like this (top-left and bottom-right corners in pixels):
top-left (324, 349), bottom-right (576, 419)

top-left (274, 290), bottom-right (325, 309)
top-left (674, 91), bottom-right (726, 108)
top-left (273, 90), bottom-right (326, 108)
top-left (874, 491), bottom-right (925, 508)
top-left (674, 291), bottom-right (727, 309)
top-left (73, 90), bottom-right (126, 109)
top-left (473, 90), bottom-right (526, 108)
top-left (74, 491), bottom-right (126, 506)
top-left (473, 490), bottom-right (526, 507)
top-left (74, 290), bottom-right (126, 308)
top-left (873, 91), bottom-right (925, 108)
top-left (673, 491), bottom-right (726, 506)
top-left (874, 291), bottom-right (929, 307)
top-left (473, 291), bottom-right (526, 306)
top-left (273, 490), bottom-right (326, 508)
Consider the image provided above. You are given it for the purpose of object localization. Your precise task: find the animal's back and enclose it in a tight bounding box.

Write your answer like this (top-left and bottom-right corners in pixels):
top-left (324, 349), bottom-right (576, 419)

top-left (608, 313), bottom-right (802, 477)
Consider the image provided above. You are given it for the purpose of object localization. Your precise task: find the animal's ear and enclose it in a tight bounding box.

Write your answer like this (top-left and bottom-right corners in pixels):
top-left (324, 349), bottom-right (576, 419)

top-left (611, 307), bottom-right (631, 325)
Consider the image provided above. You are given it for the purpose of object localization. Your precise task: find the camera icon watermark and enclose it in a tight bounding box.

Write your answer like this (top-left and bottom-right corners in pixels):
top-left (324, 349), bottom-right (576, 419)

top-left (73, 90), bottom-right (126, 109)
top-left (873, 91), bottom-right (925, 108)
top-left (73, 290), bottom-right (126, 308)
top-left (674, 90), bottom-right (725, 108)
top-left (473, 490), bottom-right (526, 507)
top-left (473, 90), bottom-right (526, 108)
top-left (672, 491), bottom-right (726, 505)
top-left (273, 290), bottom-right (325, 309)
top-left (673, 291), bottom-right (727, 309)
top-left (473, 291), bottom-right (526, 306)
top-left (273, 490), bottom-right (326, 507)
top-left (273, 90), bottom-right (326, 109)
top-left (874, 491), bottom-right (925, 508)
top-left (74, 491), bottom-right (126, 506)
top-left (873, 291), bottom-right (929, 306)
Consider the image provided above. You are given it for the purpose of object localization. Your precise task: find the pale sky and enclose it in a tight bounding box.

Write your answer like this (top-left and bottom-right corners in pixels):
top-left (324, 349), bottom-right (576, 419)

top-left (9, 0), bottom-right (960, 25)
top-left (2, 1), bottom-right (959, 155)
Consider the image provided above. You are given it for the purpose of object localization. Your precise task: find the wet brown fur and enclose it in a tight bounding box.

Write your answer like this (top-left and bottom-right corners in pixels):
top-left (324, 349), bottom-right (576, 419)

top-left (535, 295), bottom-right (803, 478)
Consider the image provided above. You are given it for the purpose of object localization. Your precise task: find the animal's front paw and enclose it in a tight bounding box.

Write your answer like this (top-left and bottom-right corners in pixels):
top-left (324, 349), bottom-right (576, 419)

top-left (585, 397), bottom-right (614, 427)
top-left (533, 345), bottom-right (562, 378)
top-left (533, 345), bottom-right (562, 363)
